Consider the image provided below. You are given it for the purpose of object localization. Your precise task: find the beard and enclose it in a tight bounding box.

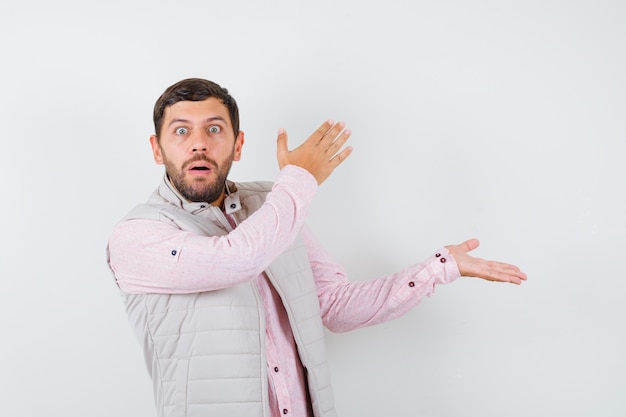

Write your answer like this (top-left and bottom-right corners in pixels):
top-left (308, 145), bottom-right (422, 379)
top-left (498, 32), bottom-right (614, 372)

top-left (164, 153), bottom-right (234, 203)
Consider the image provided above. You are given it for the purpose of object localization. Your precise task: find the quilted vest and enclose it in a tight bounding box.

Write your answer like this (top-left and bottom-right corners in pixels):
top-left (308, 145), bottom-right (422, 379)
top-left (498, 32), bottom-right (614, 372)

top-left (117, 177), bottom-right (337, 417)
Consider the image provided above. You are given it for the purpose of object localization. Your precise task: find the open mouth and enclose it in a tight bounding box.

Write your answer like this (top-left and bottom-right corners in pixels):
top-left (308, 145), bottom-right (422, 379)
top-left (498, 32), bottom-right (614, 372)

top-left (186, 160), bottom-right (215, 173)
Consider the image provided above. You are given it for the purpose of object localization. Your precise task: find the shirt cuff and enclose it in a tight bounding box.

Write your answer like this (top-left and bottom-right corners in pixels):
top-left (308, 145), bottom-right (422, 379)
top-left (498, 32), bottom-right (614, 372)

top-left (389, 247), bottom-right (461, 308)
top-left (429, 246), bottom-right (461, 285)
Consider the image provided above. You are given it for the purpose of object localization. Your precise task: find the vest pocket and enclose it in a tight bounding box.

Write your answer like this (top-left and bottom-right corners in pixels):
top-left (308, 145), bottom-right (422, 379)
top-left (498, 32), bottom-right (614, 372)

top-left (175, 359), bottom-right (190, 417)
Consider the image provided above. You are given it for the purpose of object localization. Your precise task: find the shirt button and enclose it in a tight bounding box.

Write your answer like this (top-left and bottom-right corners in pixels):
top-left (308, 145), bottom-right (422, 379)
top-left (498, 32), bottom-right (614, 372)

top-left (440, 257), bottom-right (446, 263)
top-left (408, 281), bottom-right (415, 287)
top-left (200, 205), bottom-right (206, 208)
top-left (230, 203), bottom-right (237, 209)
top-left (274, 367), bottom-right (279, 372)
top-left (283, 409), bottom-right (288, 415)
top-left (171, 250), bottom-right (177, 256)
top-left (435, 253), bottom-right (441, 257)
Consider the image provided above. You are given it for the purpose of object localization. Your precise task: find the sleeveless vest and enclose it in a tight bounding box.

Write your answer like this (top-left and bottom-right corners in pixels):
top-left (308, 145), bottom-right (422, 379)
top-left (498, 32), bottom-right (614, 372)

top-left (116, 177), bottom-right (337, 417)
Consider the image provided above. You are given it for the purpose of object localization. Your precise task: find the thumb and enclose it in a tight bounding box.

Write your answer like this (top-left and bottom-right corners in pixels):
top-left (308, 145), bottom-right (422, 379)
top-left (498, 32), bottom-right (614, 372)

top-left (460, 238), bottom-right (480, 253)
top-left (276, 128), bottom-right (288, 169)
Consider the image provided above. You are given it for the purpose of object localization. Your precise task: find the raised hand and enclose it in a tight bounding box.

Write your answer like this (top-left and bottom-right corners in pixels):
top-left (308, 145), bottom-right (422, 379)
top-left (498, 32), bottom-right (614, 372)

top-left (277, 120), bottom-right (353, 185)
top-left (445, 239), bottom-right (527, 285)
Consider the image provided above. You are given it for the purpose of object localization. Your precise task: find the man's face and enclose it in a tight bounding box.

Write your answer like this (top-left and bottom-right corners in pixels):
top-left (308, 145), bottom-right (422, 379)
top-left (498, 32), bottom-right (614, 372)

top-left (150, 97), bottom-right (244, 206)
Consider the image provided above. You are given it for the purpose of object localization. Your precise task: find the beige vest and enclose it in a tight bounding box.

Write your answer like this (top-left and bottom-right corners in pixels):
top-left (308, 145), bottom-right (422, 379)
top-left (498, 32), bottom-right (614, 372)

top-left (116, 177), bottom-right (336, 417)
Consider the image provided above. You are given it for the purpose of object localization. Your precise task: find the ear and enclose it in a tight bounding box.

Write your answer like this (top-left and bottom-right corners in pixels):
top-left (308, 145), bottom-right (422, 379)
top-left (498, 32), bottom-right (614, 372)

top-left (149, 135), bottom-right (164, 165)
top-left (233, 131), bottom-right (245, 161)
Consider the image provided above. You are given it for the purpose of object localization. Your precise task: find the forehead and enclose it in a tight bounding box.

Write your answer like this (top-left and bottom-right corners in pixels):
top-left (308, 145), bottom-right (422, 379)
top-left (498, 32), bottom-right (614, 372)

top-left (163, 97), bottom-right (231, 126)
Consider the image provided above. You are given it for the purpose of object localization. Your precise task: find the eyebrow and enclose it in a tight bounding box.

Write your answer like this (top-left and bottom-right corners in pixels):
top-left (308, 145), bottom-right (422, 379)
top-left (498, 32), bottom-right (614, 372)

top-left (167, 116), bottom-right (226, 127)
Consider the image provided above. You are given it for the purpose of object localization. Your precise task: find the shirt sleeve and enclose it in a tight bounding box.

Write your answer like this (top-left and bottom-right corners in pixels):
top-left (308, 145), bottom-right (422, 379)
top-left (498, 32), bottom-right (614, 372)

top-left (302, 226), bottom-right (461, 333)
top-left (107, 165), bottom-right (318, 294)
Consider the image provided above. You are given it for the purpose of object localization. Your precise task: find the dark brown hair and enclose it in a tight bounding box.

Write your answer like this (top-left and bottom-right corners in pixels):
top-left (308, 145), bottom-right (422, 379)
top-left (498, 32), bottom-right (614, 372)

top-left (153, 78), bottom-right (239, 139)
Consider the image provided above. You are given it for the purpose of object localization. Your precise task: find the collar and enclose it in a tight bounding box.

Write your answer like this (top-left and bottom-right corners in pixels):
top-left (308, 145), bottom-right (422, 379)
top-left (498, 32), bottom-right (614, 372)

top-left (157, 174), bottom-right (241, 215)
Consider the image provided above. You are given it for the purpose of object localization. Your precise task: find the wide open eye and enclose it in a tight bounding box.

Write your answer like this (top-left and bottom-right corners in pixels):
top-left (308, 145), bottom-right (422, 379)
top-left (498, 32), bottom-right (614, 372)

top-left (208, 125), bottom-right (221, 134)
top-left (175, 127), bottom-right (188, 135)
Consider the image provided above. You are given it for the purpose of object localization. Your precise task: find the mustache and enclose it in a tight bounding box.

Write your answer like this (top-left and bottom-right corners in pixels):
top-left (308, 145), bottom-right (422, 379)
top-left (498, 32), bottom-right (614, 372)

top-left (182, 155), bottom-right (218, 170)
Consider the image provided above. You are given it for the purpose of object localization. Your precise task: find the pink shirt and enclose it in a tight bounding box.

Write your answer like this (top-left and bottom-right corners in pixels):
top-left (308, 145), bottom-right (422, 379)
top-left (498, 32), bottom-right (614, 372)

top-left (108, 166), bottom-right (460, 417)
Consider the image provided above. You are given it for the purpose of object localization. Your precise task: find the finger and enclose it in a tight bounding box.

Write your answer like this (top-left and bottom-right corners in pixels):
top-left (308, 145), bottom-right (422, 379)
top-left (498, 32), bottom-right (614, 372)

top-left (459, 238), bottom-right (480, 253)
top-left (493, 272), bottom-right (524, 285)
top-left (493, 262), bottom-right (527, 280)
top-left (276, 128), bottom-right (289, 168)
top-left (329, 145), bottom-right (353, 168)
top-left (326, 128), bottom-right (352, 155)
top-left (482, 261), bottom-right (527, 284)
top-left (318, 121), bottom-right (345, 147)
top-left (307, 119), bottom-right (335, 145)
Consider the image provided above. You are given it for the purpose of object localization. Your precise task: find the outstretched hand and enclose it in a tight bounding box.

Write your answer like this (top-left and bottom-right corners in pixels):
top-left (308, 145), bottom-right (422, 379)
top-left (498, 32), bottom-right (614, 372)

top-left (446, 239), bottom-right (527, 285)
top-left (277, 120), bottom-right (353, 185)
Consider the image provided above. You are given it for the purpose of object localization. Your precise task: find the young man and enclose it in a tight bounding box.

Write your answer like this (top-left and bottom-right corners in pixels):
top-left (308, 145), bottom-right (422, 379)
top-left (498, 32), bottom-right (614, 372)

top-left (107, 78), bottom-right (526, 417)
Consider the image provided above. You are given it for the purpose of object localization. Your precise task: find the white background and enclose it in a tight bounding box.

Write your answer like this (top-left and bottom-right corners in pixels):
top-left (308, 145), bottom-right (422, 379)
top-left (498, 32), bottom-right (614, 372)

top-left (1, 1), bottom-right (624, 416)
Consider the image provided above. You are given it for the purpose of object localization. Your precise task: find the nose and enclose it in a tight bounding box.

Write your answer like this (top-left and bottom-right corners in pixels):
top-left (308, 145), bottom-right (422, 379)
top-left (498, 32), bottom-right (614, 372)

top-left (192, 145), bottom-right (207, 152)
top-left (190, 131), bottom-right (209, 153)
